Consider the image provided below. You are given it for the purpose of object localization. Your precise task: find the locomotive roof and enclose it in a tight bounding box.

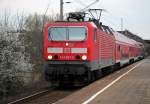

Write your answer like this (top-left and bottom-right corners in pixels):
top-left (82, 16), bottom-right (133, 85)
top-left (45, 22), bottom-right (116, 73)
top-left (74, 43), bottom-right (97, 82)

top-left (45, 21), bottom-right (97, 28)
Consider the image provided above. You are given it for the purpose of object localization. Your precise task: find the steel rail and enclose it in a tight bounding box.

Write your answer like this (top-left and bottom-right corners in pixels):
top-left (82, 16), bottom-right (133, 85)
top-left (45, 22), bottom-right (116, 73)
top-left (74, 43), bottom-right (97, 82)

top-left (8, 89), bottom-right (50, 104)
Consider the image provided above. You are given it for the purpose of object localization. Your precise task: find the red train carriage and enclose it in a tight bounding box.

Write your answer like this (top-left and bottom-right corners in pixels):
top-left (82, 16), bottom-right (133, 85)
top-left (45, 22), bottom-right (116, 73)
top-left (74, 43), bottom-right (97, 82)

top-left (135, 42), bottom-right (145, 59)
top-left (113, 32), bottom-right (144, 66)
top-left (114, 32), bottom-right (145, 66)
top-left (113, 32), bottom-right (135, 66)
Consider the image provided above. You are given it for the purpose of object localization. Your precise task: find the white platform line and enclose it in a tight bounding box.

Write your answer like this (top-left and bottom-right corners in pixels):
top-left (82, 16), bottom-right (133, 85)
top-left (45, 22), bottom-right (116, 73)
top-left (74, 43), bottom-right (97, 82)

top-left (82, 62), bottom-right (143, 104)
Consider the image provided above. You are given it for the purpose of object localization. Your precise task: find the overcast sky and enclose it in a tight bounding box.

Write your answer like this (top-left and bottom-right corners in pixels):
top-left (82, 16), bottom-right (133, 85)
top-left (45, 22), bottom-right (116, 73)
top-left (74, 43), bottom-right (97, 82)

top-left (0, 0), bottom-right (150, 40)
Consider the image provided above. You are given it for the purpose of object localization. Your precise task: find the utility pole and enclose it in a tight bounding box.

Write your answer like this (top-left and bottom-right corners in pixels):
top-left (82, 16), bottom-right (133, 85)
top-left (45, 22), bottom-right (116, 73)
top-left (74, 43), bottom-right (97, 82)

top-left (60, 0), bottom-right (63, 21)
top-left (121, 18), bottom-right (123, 31)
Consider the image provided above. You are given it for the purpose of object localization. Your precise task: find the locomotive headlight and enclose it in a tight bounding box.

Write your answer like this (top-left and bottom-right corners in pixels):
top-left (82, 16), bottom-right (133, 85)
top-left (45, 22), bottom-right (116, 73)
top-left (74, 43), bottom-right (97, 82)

top-left (48, 55), bottom-right (53, 60)
top-left (82, 55), bottom-right (87, 60)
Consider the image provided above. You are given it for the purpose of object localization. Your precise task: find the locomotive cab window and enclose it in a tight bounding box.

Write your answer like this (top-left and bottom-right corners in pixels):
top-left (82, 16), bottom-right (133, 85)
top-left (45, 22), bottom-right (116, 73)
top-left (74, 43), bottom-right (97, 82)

top-left (49, 27), bottom-right (87, 41)
top-left (68, 27), bottom-right (87, 41)
top-left (49, 27), bottom-right (67, 41)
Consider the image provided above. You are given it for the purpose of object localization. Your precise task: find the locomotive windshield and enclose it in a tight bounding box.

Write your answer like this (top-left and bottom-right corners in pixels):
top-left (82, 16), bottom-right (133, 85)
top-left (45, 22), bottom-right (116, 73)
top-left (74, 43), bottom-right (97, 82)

top-left (49, 27), bottom-right (87, 41)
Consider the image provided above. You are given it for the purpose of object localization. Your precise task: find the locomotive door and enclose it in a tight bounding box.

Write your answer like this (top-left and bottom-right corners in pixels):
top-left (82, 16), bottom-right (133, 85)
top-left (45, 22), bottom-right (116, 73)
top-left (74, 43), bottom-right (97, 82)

top-left (94, 28), bottom-right (100, 69)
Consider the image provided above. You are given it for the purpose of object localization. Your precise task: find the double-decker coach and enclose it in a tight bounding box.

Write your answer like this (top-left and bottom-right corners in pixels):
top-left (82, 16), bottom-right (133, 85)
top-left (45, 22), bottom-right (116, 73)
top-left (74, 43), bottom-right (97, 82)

top-left (113, 32), bottom-right (144, 66)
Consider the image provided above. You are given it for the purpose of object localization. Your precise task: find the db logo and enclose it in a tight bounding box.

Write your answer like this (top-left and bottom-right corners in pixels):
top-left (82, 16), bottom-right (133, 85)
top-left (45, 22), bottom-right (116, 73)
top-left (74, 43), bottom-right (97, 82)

top-left (63, 48), bottom-right (71, 53)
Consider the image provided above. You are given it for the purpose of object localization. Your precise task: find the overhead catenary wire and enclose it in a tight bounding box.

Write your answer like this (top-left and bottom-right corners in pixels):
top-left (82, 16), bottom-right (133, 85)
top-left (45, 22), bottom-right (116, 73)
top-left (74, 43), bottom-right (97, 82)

top-left (79, 0), bottom-right (99, 12)
top-left (98, 12), bottom-right (122, 30)
top-left (74, 0), bottom-right (126, 31)
top-left (93, 9), bottom-right (127, 31)
top-left (65, 0), bottom-right (127, 32)
top-left (74, 0), bottom-right (87, 7)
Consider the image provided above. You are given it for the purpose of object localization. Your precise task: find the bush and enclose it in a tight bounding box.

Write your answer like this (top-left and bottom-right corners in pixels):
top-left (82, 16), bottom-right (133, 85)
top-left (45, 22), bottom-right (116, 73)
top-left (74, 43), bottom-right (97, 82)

top-left (0, 74), bottom-right (24, 99)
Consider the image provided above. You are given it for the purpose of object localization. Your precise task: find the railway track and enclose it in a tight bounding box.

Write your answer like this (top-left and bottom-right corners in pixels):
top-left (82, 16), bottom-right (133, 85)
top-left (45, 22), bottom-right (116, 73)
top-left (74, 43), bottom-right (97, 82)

top-left (8, 89), bottom-right (51, 104)
top-left (7, 87), bottom-right (78, 104)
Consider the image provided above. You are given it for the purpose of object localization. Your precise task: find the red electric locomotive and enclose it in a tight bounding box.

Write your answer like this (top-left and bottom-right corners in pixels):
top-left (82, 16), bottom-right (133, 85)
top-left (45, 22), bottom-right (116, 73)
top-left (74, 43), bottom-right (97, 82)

top-left (43, 11), bottom-right (144, 86)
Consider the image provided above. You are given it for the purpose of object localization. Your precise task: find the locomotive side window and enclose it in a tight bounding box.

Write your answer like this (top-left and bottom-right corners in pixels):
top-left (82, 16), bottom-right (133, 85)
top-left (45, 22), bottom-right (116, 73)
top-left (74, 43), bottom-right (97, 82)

top-left (94, 28), bottom-right (97, 41)
top-left (49, 27), bottom-right (87, 41)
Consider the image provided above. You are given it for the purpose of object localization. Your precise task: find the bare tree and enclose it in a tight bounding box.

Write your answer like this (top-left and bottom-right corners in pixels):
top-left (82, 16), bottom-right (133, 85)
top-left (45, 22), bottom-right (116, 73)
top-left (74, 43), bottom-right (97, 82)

top-left (0, 10), bottom-right (32, 101)
top-left (0, 10), bottom-right (60, 102)
top-left (16, 11), bottom-right (26, 32)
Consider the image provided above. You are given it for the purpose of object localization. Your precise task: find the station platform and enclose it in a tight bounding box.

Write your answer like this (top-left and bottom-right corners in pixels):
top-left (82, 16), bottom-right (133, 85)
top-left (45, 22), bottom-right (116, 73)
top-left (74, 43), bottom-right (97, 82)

top-left (55, 58), bottom-right (150, 104)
